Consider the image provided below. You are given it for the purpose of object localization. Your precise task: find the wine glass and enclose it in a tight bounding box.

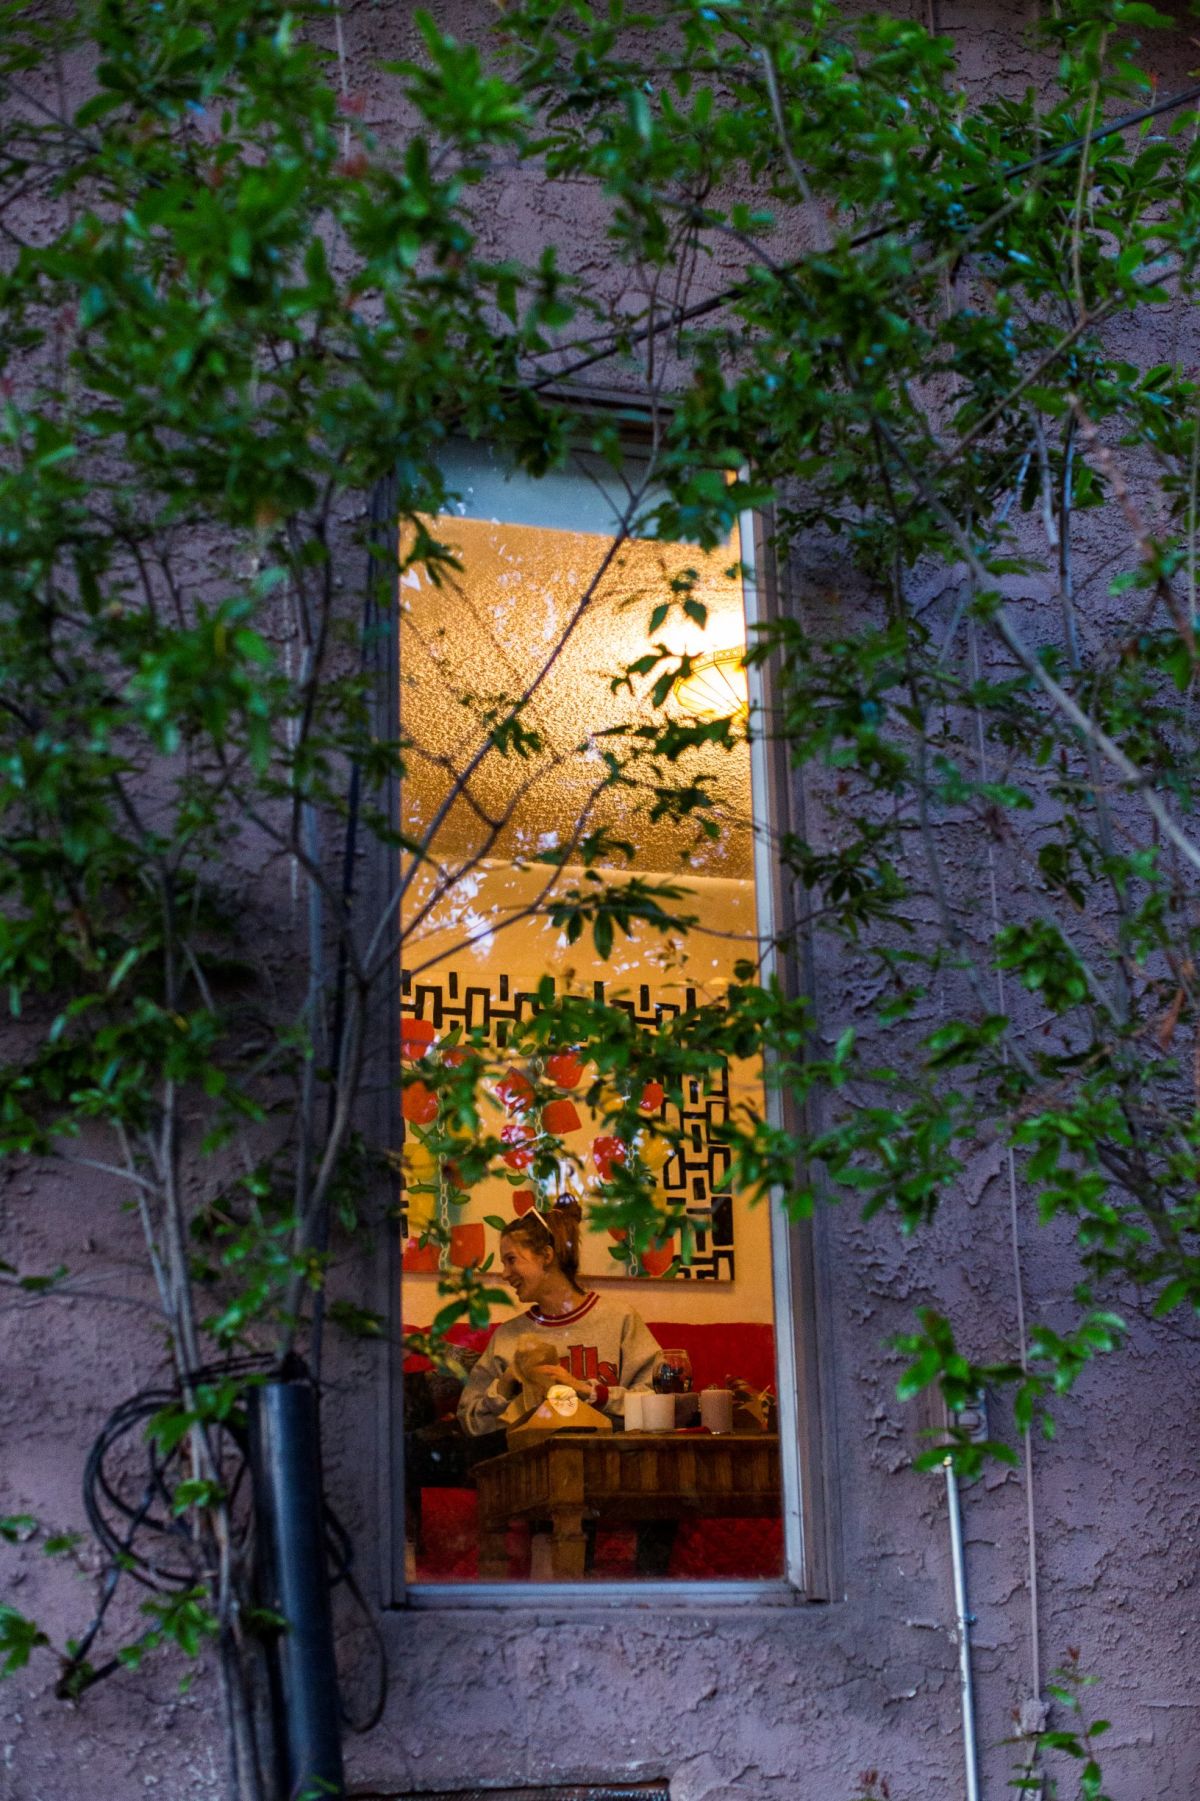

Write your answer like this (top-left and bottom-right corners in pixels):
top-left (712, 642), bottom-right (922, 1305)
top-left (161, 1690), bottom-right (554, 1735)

top-left (652, 1349), bottom-right (693, 1394)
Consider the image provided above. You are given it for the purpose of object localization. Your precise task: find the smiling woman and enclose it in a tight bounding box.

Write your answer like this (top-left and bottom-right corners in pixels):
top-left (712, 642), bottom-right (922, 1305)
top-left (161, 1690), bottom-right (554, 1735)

top-left (457, 1199), bottom-right (661, 1434)
top-left (396, 438), bottom-right (786, 1586)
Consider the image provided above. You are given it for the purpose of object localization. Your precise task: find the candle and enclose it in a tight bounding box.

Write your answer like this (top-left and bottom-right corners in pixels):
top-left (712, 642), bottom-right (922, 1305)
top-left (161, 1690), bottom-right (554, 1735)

top-left (642, 1393), bottom-right (676, 1432)
top-left (700, 1387), bottom-right (734, 1434)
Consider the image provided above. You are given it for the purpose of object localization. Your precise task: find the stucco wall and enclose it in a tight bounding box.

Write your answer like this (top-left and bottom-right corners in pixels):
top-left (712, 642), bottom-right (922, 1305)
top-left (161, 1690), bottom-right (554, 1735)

top-left (5, 2), bottom-right (1200, 1799)
top-left (331, 5), bottom-right (1200, 1792)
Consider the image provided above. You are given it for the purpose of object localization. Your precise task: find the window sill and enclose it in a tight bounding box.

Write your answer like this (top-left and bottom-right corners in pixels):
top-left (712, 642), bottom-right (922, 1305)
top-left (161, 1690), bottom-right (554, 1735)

top-left (396, 1577), bottom-right (819, 1610)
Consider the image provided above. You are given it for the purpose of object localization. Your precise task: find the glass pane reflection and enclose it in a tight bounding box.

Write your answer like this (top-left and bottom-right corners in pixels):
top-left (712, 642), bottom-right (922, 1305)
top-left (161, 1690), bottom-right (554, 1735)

top-left (399, 453), bottom-right (784, 1582)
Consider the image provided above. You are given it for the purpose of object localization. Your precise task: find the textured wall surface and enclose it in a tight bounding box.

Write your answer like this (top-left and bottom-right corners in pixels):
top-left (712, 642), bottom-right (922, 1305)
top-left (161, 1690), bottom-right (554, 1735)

top-left (5, 2), bottom-right (1200, 1798)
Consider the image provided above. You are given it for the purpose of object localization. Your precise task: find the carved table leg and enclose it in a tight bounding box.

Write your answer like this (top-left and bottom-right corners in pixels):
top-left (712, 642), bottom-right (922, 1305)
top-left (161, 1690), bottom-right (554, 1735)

top-left (529, 1527), bottom-right (554, 1582)
top-left (549, 1507), bottom-right (588, 1580)
top-left (475, 1472), bottom-right (509, 1579)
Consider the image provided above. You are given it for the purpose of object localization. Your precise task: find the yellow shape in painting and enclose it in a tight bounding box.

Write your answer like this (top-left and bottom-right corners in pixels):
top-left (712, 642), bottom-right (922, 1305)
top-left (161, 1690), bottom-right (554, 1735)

top-left (405, 1186), bottom-right (437, 1234)
top-left (636, 1133), bottom-right (672, 1174)
top-left (404, 1141), bottom-right (438, 1183)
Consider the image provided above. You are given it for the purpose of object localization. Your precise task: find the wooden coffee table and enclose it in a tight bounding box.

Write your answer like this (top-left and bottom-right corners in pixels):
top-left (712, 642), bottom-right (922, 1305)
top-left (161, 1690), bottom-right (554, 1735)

top-left (473, 1431), bottom-right (781, 1580)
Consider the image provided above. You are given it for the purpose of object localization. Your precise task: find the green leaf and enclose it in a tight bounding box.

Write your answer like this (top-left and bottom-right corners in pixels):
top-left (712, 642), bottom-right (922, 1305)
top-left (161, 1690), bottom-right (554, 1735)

top-left (171, 1478), bottom-right (226, 1517)
top-left (42, 1532), bottom-right (83, 1557)
top-left (325, 1299), bottom-right (385, 1337)
top-left (0, 1605), bottom-right (48, 1674)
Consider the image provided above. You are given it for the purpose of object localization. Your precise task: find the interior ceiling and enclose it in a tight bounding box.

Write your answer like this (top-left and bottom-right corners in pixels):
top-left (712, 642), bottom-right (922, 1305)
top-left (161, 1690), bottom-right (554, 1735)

top-left (399, 517), bottom-right (754, 882)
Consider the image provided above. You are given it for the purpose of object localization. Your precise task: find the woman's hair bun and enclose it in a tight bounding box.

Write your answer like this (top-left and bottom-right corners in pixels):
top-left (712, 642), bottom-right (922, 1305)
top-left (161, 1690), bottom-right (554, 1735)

top-left (551, 1193), bottom-right (582, 1222)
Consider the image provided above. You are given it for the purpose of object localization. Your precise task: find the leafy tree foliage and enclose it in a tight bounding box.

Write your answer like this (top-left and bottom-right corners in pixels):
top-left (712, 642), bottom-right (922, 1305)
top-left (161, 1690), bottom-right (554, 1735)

top-left (2, 0), bottom-right (1200, 1793)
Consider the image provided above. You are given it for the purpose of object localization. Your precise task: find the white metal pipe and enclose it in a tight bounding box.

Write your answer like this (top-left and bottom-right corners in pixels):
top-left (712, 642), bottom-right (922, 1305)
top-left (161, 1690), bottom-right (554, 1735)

top-left (945, 1458), bottom-right (981, 1801)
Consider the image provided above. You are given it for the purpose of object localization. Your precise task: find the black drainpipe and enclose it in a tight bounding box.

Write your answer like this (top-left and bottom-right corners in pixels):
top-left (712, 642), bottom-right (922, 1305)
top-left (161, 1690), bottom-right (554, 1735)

top-left (249, 1371), bottom-right (346, 1799)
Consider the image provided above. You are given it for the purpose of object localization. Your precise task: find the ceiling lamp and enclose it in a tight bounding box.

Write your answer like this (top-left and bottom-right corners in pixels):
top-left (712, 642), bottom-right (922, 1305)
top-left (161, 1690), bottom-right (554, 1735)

top-left (672, 647), bottom-right (749, 721)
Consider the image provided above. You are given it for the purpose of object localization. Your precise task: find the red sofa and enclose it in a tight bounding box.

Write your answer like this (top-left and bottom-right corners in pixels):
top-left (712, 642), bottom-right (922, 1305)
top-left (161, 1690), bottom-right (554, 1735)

top-left (404, 1319), bottom-right (781, 1581)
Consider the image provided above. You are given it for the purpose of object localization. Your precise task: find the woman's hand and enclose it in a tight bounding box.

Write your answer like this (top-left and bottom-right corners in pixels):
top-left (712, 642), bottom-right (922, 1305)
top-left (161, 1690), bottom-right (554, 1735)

top-left (536, 1363), bottom-right (590, 1396)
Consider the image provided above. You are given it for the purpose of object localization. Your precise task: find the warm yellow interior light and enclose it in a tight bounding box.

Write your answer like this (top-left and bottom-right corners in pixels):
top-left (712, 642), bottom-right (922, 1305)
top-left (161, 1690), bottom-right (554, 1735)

top-left (672, 647), bottom-right (749, 721)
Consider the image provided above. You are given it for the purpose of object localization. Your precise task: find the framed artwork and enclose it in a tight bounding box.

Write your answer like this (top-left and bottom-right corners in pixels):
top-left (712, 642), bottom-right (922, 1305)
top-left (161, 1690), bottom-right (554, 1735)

top-left (399, 961), bottom-right (739, 1283)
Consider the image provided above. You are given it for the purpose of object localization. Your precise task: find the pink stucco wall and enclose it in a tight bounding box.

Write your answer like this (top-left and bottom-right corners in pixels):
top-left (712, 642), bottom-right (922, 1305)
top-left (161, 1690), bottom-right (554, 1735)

top-left (4, 3), bottom-right (1200, 1798)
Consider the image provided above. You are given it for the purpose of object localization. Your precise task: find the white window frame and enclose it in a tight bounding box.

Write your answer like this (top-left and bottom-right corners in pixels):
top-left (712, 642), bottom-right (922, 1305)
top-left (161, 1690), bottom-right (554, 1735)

top-left (367, 427), bottom-right (840, 1609)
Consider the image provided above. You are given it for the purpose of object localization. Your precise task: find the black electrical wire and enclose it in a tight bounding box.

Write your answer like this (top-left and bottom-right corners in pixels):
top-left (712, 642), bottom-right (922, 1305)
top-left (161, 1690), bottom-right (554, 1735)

top-left (83, 1368), bottom-right (265, 1591)
top-left (71, 1359), bottom-right (386, 1728)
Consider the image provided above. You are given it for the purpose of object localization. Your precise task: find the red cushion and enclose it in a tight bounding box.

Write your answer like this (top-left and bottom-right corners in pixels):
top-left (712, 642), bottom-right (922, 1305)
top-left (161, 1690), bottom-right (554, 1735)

top-left (404, 1319), bottom-right (776, 1390)
top-left (644, 1321), bottom-right (776, 1394)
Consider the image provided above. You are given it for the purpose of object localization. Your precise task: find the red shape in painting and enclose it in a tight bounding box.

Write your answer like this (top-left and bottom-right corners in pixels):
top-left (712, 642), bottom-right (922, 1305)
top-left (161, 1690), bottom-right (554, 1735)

top-left (450, 1223), bottom-right (485, 1268)
top-left (512, 1189), bottom-right (536, 1215)
top-left (542, 1098), bottom-right (582, 1137)
top-left (592, 1135), bottom-right (627, 1180)
top-left (402, 1238), bottom-right (440, 1274)
top-left (607, 1226), bottom-right (628, 1242)
top-left (401, 1079), bottom-right (439, 1125)
top-left (640, 1238), bottom-right (676, 1278)
top-left (639, 1081), bottom-right (665, 1112)
top-left (500, 1122), bottom-right (534, 1171)
top-left (441, 1046), bottom-right (472, 1069)
top-left (496, 1070), bottom-right (535, 1113)
top-left (400, 1017), bottom-right (436, 1060)
top-left (546, 1049), bottom-right (584, 1089)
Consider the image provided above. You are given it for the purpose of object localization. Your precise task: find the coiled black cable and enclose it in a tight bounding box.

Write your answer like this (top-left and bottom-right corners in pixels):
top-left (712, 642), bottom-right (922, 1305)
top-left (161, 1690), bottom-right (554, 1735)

top-left (66, 1360), bottom-right (387, 1730)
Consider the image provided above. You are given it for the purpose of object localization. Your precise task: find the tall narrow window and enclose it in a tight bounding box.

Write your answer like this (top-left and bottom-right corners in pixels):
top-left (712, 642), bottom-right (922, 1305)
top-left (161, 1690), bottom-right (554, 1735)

top-left (397, 442), bottom-right (786, 1585)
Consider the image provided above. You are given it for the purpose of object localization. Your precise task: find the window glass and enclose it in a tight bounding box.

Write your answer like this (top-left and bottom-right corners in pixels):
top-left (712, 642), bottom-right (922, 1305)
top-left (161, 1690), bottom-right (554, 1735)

top-left (398, 445), bottom-right (784, 1583)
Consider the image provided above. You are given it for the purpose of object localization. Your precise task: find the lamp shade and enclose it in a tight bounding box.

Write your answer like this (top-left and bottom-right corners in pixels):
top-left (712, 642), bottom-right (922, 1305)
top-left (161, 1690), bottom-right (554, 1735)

top-left (672, 648), bottom-right (749, 721)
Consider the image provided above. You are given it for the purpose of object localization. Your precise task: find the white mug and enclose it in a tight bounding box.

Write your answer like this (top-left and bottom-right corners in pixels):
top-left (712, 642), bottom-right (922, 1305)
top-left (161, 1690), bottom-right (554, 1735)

top-left (642, 1392), bottom-right (676, 1432)
top-left (624, 1390), bottom-right (645, 1431)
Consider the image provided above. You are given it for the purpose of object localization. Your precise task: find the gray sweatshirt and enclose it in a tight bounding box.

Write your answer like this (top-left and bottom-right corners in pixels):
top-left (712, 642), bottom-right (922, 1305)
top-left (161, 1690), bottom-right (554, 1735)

top-left (457, 1290), bottom-right (661, 1436)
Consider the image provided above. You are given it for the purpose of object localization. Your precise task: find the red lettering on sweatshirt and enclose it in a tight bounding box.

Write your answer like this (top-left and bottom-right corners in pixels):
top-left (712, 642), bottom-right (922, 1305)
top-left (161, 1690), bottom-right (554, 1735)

top-left (565, 1344), bottom-right (618, 1385)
